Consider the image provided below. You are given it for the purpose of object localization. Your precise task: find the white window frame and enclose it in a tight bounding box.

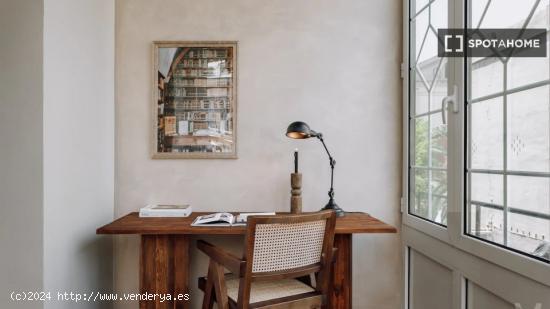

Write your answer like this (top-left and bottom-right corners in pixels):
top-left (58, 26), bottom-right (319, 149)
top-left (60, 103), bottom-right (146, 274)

top-left (402, 0), bottom-right (452, 244)
top-left (402, 0), bottom-right (550, 286)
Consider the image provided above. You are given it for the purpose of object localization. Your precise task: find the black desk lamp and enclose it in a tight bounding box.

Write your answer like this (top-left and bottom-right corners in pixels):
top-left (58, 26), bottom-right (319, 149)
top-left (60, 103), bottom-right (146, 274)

top-left (286, 121), bottom-right (345, 217)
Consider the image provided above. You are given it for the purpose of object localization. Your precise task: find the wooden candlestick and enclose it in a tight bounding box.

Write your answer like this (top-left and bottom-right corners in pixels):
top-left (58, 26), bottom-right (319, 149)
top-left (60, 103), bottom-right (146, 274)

top-left (290, 173), bottom-right (302, 214)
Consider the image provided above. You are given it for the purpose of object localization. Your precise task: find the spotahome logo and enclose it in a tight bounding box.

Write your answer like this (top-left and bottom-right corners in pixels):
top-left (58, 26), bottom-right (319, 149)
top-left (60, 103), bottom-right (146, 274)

top-left (438, 28), bottom-right (547, 57)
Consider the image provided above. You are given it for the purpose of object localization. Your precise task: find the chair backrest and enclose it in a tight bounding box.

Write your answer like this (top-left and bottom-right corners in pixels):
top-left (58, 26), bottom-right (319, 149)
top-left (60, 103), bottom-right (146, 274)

top-left (235, 211), bottom-right (336, 308)
top-left (243, 210), bottom-right (336, 277)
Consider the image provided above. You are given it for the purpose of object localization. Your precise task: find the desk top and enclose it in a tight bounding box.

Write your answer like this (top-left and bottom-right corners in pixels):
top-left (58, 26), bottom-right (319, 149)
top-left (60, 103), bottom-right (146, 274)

top-left (97, 212), bottom-right (397, 235)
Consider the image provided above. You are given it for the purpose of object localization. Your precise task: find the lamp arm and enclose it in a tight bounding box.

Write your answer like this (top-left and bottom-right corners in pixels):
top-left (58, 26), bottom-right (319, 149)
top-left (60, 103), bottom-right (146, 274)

top-left (314, 133), bottom-right (336, 198)
top-left (316, 134), bottom-right (335, 166)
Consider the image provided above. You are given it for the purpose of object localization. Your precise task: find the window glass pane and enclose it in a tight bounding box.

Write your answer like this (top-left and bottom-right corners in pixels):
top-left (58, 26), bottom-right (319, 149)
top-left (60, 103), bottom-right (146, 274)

top-left (525, 0), bottom-right (549, 29)
top-left (413, 58), bottom-right (448, 115)
top-left (414, 0), bottom-right (430, 14)
top-left (417, 30), bottom-right (439, 64)
top-left (431, 170), bottom-right (448, 224)
top-left (409, 0), bottom-right (448, 226)
top-left (469, 203), bottom-right (505, 245)
top-left (414, 72), bottom-right (430, 115)
top-left (412, 168), bottom-right (429, 218)
top-left (508, 176), bottom-right (550, 217)
top-left (471, 173), bottom-right (504, 205)
top-left (508, 52), bottom-right (549, 90)
top-left (430, 0), bottom-right (447, 30)
top-left (507, 86), bottom-right (550, 173)
top-left (507, 176), bottom-right (550, 257)
top-left (508, 213), bottom-right (550, 259)
top-left (478, 0), bottom-right (538, 29)
top-left (471, 59), bottom-right (503, 99)
top-left (471, 97), bottom-right (503, 170)
top-left (466, 0), bottom-right (550, 262)
top-left (470, 0), bottom-right (490, 28)
top-left (431, 112), bottom-right (447, 168)
top-left (431, 59), bottom-right (448, 111)
top-left (505, 0), bottom-right (549, 90)
top-left (507, 0), bottom-right (548, 87)
top-left (413, 6), bottom-right (429, 62)
top-left (414, 116), bottom-right (429, 166)
top-left (411, 168), bottom-right (447, 225)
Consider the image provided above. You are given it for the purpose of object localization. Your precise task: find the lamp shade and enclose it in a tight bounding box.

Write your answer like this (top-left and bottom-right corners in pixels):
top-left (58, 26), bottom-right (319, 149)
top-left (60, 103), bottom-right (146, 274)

top-left (286, 121), bottom-right (313, 139)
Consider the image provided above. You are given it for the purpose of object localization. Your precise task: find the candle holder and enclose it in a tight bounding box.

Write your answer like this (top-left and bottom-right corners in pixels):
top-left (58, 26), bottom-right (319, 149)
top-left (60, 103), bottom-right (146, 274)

top-left (290, 173), bottom-right (302, 214)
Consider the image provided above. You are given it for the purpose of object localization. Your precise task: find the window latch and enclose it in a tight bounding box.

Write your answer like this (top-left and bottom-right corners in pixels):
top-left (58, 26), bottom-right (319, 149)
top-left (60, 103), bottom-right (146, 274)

top-left (441, 85), bottom-right (459, 124)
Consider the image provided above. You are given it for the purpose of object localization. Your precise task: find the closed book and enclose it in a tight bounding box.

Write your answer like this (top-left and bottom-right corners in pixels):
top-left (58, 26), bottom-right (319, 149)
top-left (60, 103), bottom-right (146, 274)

top-left (139, 204), bottom-right (192, 217)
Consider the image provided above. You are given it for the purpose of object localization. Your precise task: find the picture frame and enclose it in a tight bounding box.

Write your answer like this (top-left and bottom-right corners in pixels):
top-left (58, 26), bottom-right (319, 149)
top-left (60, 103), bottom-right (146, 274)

top-left (152, 41), bottom-right (238, 159)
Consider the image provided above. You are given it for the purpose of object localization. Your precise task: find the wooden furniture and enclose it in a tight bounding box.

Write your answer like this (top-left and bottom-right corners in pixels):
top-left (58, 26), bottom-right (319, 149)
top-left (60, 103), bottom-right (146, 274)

top-left (198, 211), bottom-right (336, 309)
top-left (96, 212), bottom-right (396, 309)
top-left (290, 173), bottom-right (302, 213)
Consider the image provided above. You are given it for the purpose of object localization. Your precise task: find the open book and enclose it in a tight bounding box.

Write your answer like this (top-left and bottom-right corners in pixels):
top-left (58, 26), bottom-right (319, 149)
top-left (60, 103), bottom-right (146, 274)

top-left (191, 212), bottom-right (276, 227)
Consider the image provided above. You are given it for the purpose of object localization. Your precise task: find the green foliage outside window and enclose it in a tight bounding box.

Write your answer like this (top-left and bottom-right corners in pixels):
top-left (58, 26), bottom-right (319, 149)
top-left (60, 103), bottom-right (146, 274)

top-left (413, 116), bottom-right (448, 224)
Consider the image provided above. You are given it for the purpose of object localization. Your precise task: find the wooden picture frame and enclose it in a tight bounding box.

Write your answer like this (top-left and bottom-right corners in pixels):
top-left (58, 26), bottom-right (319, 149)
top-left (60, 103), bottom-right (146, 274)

top-left (152, 41), bottom-right (238, 159)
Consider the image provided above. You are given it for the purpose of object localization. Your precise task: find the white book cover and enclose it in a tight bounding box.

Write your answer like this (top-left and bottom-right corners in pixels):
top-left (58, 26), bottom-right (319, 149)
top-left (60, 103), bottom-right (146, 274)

top-left (139, 204), bottom-right (192, 217)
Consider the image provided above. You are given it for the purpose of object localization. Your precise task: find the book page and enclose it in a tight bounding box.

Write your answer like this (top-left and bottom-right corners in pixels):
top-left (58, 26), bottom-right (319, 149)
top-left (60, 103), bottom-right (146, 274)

top-left (194, 213), bottom-right (234, 225)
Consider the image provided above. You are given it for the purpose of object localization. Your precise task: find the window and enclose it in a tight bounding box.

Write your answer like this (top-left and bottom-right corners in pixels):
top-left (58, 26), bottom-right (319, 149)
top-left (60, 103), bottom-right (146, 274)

top-left (407, 0), bottom-right (550, 264)
top-left (409, 0), bottom-right (449, 226)
top-left (465, 0), bottom-right (550, 262)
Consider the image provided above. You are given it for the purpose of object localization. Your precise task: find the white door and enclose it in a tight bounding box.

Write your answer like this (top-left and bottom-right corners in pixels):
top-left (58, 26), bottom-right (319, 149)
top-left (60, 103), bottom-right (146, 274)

top-left (403, 0), bottom-right (550, 308)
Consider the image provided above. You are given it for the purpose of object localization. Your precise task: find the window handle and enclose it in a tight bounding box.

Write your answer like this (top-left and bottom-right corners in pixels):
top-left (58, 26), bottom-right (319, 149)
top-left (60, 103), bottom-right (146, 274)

top-left (441, 85), bottom-right (459, 124)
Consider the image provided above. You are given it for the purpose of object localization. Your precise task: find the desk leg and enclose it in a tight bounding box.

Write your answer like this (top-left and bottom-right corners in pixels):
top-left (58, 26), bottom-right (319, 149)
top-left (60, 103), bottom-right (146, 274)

top-left (140, 235), bottom-right (190, 309)
top-left (330, 234), bottom-right (352, 309)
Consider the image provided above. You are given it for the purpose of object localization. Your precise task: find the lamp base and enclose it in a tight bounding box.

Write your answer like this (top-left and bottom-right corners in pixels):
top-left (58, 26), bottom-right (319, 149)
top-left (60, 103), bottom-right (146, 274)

top-left (321, 198), bottom-right (345, 217)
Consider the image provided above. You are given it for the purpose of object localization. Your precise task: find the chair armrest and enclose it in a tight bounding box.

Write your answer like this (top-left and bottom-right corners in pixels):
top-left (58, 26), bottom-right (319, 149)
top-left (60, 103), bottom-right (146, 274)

top-left (197, 240), bottom-right (245, 275)
top-left (321, 247), bottom-right (338, 265)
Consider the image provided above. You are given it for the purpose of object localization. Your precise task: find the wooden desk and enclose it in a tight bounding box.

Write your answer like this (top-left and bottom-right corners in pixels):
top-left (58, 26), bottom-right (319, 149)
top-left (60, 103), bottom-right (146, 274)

top-left (97, 212), bottom-right (396, 309)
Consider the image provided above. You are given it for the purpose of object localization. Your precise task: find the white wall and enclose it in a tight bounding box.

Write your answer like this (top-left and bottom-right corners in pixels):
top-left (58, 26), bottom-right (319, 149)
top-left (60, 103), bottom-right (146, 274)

top-left (115, 0), bottom-right (402, 308)
top-left (43, 0), bottom-right (115, 308)
top-left (0, 1), bottom-right (44, 308)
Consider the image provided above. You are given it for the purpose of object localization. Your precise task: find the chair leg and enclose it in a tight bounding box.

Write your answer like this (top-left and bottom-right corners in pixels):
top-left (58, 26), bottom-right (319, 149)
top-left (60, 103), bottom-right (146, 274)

top-left (202, 261), bottom-right (216, 309)
top-left (210, 260), bottom-right (229, 309)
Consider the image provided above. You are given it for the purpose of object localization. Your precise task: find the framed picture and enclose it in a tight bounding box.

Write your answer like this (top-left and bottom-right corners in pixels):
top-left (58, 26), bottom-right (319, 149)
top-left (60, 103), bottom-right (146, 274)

top-left (152, 41), bottom-right (237, 159)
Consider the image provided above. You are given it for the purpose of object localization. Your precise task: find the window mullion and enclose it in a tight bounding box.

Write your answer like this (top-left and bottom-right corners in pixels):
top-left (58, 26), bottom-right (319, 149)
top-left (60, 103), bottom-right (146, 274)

top-left (446, 0), bottom-right (465, 243)
top-left (465, 0), bottom-right (473, 239)
top-left (502, 60), bottom-right (508, 246)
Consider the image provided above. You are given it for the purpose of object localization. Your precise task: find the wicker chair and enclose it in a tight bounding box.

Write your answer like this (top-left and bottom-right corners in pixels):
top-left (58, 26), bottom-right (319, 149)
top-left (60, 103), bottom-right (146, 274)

top-left (197, 211), bottom-right (337, 309)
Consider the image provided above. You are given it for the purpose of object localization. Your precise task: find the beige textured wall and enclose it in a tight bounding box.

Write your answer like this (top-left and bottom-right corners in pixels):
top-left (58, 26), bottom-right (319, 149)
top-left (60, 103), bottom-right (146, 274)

top-left (115, 0), bottom-right (402, 308)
